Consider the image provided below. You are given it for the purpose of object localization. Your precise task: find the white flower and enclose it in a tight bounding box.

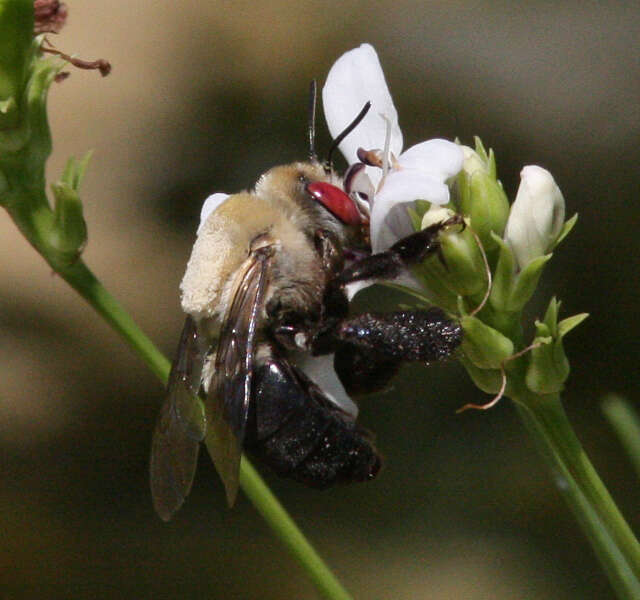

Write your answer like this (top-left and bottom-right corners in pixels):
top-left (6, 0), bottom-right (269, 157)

top-left (504, 165), bottom-right (565, 269)
top-left (322, 43), bottom-right (463, 252)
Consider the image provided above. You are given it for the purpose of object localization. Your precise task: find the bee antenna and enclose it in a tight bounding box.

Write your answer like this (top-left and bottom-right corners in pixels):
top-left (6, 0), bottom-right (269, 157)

top-left (325, 101), bottom-right (371, 173)
top-left (308, 80), bottom-right (318, 162)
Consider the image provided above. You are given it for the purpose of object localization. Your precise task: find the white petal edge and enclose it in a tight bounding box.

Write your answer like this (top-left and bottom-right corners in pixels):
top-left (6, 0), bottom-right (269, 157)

top-left (197, 192), bottom-right (230, 234)
top-left (397, 139), bottom-right (464, 179)
top-left (322, 43), bottom-right (403, 167)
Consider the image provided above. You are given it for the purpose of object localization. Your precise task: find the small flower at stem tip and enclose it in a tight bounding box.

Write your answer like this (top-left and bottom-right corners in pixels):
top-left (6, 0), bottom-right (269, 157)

top-left (503, 166), bottom-right (565, 271)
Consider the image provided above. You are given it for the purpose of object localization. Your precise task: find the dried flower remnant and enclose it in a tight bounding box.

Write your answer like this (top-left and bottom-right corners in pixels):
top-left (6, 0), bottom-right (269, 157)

top-left (34, 0), bottom-right (67, 34)
top-left (34, 2), bottom-right (111, 78)
top-left (41, 37), bottom-right (111, 77)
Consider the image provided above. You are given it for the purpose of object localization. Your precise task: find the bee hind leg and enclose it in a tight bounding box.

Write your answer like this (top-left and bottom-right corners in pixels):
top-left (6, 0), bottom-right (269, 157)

top-left (309, 308), bottom-right (462, 394)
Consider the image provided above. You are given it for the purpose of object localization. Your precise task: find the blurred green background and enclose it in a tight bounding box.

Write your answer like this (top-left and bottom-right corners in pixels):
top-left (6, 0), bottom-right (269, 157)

top-left (1, 1), bottom-right (639, 598)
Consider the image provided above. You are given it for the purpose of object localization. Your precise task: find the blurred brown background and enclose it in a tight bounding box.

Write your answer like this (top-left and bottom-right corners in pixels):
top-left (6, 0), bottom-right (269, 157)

top-left (1, 1), bottom-right (639, 598)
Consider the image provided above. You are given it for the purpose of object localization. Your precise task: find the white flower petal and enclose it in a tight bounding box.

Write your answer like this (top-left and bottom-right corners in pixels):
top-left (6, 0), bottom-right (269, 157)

top-left (197, 192), bottom-right (229, 234)
top-left (397, 139), bottom-right (464, 179)
top-left (504, 165), bottom-right (565, 269)
top-left (322, 43), bottom-right (402, 167)
top-left (370, 170), bottom-right (451, 252)
top-left (295, 353), bottom-right (358, 419)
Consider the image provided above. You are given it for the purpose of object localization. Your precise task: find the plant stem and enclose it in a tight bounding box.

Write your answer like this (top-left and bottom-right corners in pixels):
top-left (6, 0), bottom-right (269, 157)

top-left (514, 392), bottom-right (640, 599)
top-left (602, 395), bottom-right (640, 480)
top-left (44, 257), bottom-right (353, 600)
top-left (241, 459), bottom-right (354, 600)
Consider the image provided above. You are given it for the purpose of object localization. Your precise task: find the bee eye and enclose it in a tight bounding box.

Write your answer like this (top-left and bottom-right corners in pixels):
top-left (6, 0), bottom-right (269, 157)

top-left (306, 182), bottom-right (362, 226)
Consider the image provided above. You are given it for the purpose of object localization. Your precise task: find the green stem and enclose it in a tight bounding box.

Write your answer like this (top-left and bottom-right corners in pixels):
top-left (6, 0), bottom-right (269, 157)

top-left (514, 392), bottom-right (640, 599)
top-left (602, 395), bottom-right (640, 480)
top-left (241, 459), bottom-right (353, 600)
top-left (49, 257), bottom-right (353, 600)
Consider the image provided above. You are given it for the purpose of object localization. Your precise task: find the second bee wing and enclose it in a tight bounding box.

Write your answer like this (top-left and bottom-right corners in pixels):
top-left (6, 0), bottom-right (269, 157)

top-left (150, 316), bottom-right (208, 521)
top-left (205, 237), bottom-right (274, 506)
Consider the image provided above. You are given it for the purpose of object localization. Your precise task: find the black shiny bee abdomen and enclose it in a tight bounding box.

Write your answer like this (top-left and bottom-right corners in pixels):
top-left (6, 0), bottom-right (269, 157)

top-left (246, 358), bottom-right (381, 487)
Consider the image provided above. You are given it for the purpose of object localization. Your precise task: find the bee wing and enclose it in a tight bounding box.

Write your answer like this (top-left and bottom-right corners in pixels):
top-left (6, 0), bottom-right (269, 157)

top-left (150, 316), bottom-right (208, 521)
top-left (205, 240), bottom-right (274, 506)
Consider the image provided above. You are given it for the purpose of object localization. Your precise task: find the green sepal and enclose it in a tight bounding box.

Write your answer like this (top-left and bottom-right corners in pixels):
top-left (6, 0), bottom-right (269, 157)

top-left (508, 253), bottom-right (552, 311)
top-left (460, 314), bottom-right (514, 369)
top-left (558, 312), bottom-right (589, 337)
top-left (459, 355), bottom-right (504, 394)
top-left (525, 297), bottom-right (586, 394)
top-left (489, 232), bottom-right (515, 310)
top-left (48, 153), bottom-right (91, 264)
top-left (553, 213), bottom-right (578, 249)
top-left (489, 231), bottom-right (551, 313)
top-left (525, 332), bottom-right (568, 394)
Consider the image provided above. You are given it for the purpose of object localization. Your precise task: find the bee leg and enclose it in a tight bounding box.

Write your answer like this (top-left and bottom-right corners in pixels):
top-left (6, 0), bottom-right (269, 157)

top-left (334, 344), bottom-right (402, 396)
top-left (335, 308), bottom-right (462, 361)
top-left (309, 306), bottom-right (461, 373)
top-left (332, 216), bottom-right (464, 287)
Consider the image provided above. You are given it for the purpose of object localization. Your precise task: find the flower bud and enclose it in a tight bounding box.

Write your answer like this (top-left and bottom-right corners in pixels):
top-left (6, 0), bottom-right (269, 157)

top-left (525, 297), bottom-right (588, 394)
top-left (455, 141), bottom-right (509, 254)
top-left (419, 207), bottom-right (488, 298)
top-left (460, 314), bottom-right (514, 370)
top-left (503, 166), bottom-right (565, 270)
top-left (49, 154), bottom-right (90, 264)
top-left (459, 355), bottom-right (504, 394)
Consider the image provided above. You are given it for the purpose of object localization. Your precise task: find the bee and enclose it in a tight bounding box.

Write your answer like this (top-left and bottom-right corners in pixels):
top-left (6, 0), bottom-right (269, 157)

top-left (150, 86), bottom-right (463, 521)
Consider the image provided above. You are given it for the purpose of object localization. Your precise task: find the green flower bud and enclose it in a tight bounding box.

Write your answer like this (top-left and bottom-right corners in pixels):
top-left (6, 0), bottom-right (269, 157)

top-left (419, 207), bottom-right (488, 298)
top-left (0, 0), bottom-right (33, 130)
top-left (460, 314), bottom-right (514, 370)
top-left (525, 297), bottom-right (588, 393)
top-left (48, 153), bottom-right (91, 264)
top-left (456, 140), bottom-right (509, 254)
